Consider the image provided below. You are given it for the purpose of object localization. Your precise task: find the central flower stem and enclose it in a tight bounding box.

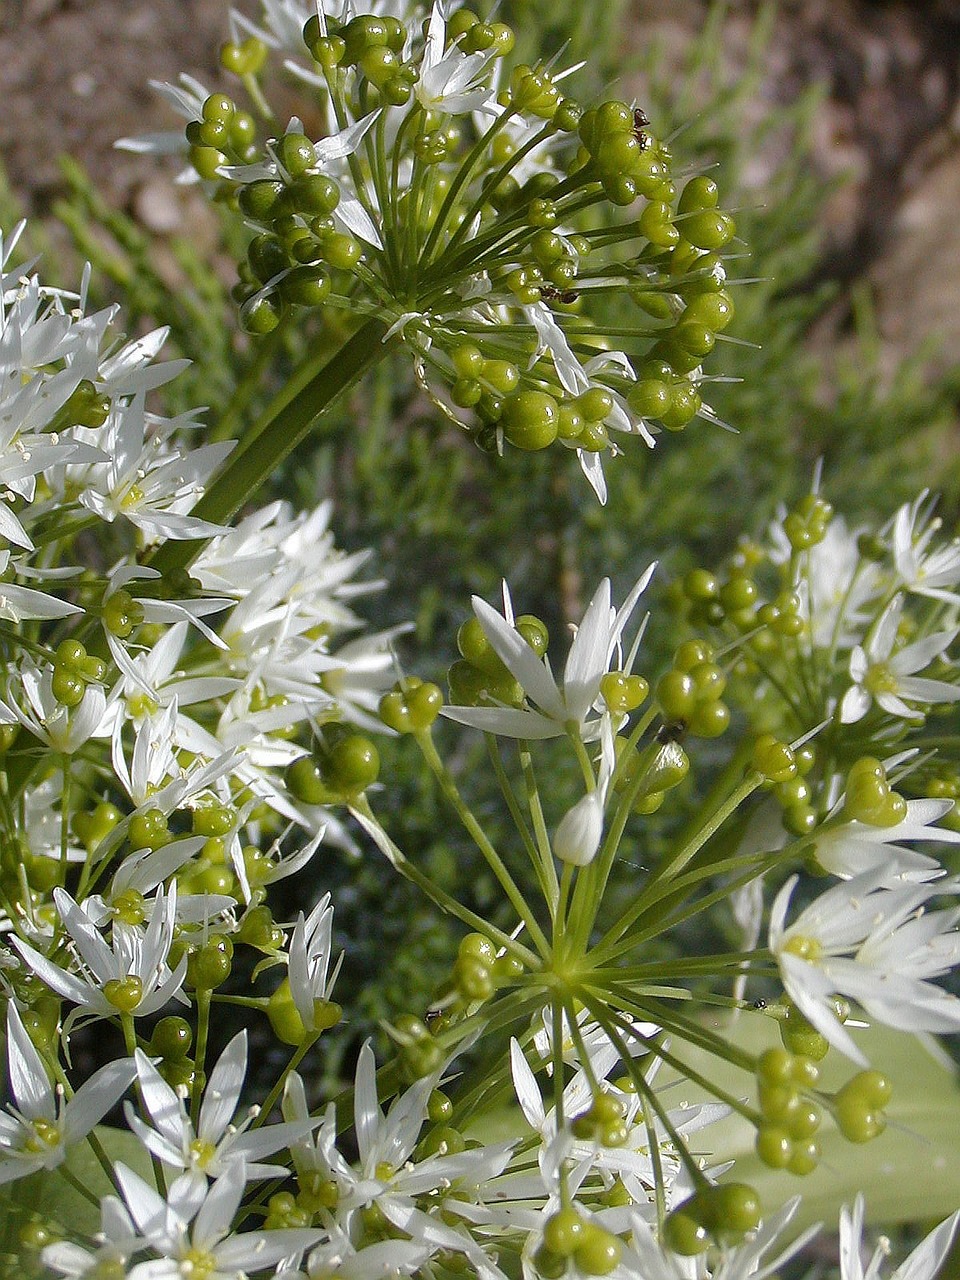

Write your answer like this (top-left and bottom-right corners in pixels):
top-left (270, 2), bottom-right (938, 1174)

top-left (150, 316), bottom-right (394, 579)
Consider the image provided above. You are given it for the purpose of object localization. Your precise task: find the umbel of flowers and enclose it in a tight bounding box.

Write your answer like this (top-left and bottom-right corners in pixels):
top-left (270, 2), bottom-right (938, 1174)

top-left (122, 0), bottom-right (739, 524)
top-left (2, 0), bottom-right (960, 1277)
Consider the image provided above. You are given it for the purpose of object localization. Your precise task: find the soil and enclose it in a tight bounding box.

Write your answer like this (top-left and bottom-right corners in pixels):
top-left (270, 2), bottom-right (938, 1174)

top-left (2, 0), bottom-right (960, 372)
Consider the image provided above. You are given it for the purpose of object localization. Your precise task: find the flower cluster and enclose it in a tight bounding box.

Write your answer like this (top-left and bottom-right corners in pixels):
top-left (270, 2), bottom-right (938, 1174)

top-left (122, 0), bottom-right (742, 500)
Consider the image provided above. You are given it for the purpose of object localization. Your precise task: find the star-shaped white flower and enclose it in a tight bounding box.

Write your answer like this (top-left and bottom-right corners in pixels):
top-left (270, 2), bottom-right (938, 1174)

top-left (127, 1031), bottom-right (318, 1196)
top-left (840, 595), bottom-right (960, 723)
top-left (443, 567), bottom-right (655, 740)
top-left (770, 870), bottom-right (960, 1063)
top-left (812, 798), bottom-right (960, 883)
top-left (0, 1003), bottom-right (136, 1183)
top-left (11, 884), bottom-right (187, 1027)
top-left (116, 1159), bottom-right (322, 1279)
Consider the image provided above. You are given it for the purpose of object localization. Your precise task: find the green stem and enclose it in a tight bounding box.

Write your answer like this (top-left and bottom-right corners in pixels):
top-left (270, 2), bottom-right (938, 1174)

top-left (416, 729), bottom-right (551, 958)
top-left (349, 797), bottom-right (541, 968)
top-left (191, 989), bottom-right (212, 1125)
top-left (149, 317), bottom-right (394, 579)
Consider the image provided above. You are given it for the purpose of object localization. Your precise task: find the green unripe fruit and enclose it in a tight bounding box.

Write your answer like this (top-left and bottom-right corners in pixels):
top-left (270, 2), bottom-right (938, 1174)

top-left (128, 808), bottom-right (169, 851)
top-left (319, 232), bottom-right (361, 270)
top-left (326, 734), bottom-right (380, 794)
top-left (186, 936), bottom-right (233, 991)
top-left (688, 698), bottom-right (730, 738)
top-left (756, 1124), bottom-right (792, 1168)
top-left (51, 667), bottom-right (85, 708)
top-left (678, 175), bottom-right (719, 213)
top-left (628, 378), bottom-right (672, 419)
top-left (280, 267), bottom-right (332, 307)
top-left (757, 1046), bottom-right (795, 1084)
top-left (719, 574), bottom-right (756, 611)
top-left (788, 1101), bottom-right (822, 1139)
top-left (237, 904), bottom-right (281, 949)
top-left (574, 1226), bottom-right (622, 1275)
top-left (103, 588), bottom-right (144, 638)
top-left (454, 955), bottom-right (493, 1001)
top-left (501, 391), bottom-right (559, 451)
top-left (151, 1016), bottom-right (193, 1061)
top-left (104, 976), bottom-right (144, 1012)
top-left (457, 616), bottom-right (507, 676)
top-left (639, 200), bottom-right (679, 249)
top-left (663, 1209), bottom-right (709, 1256)
top-left (683, 568), bottom-right (719, 601)
top-left (240, 292), bottom-right (283, 334)
top-left (684, 289), bottom-right (734, 331)
top-left (681, 209), bottom-right (736, 250)
top-left (276, 133), bottom-right (315, 177)
top-left (285, 756), bottom-right (336, 805)
top-left (712, 1183), bottom-right (761, 1236)
top-left (599, 671), bottom-right (648, 713)
top-left (516, 615), bottom-right (549, 657)
top-left (576, 387), bottom-right (614, 423)
top-left (543, 1207), bottom-right (584, 1256)
top-left (248, 234), bottom-right (288, 283)
top-left (532, 1246), bottom-right (567, 1279)
top-left (656, 670), bottom-right (696, 719)
top-left (788, 1138), bottom-right (821, 1175)
top-left (482, 359), bottom-right (520, 394)
top-left (672, 320), bottom-right (716, 357)
top-left (189, 145), bottom-right (227, 180)
top-left (292, 174), bottom-right (340, 214)
top-left (752, 734), bottom-right (797, 782)
top-left (660, 384), bottom-right (701, 430)
top-left (780, 1004), bottom-right (830, 1060)
top-left (451, 343), bottom-right (484, 377)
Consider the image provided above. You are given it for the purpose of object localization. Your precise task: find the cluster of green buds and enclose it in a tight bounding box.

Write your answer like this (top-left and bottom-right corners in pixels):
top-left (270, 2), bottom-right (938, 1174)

top-left (284, 727), bottom-right (381, 805)
top-left (663, 1181), bottom-right (762, 1255)
top-left (535, 1208), bottom-right (624, 1277)
top-left (160, 0), bottom-right (741, 498)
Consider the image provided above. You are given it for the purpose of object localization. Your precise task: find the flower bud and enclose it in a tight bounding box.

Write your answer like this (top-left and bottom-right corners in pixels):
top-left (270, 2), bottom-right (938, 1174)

top-left (554, 791), bottom-right (603, 866)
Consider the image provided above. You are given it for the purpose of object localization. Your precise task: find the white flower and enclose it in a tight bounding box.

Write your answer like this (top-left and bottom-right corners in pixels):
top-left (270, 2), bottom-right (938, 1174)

top-left (288, 893), bottom-right (342, 1034)
top-left (509, 1036), bottom-right (726, 1197)
top-left (891, 491), bottom-right (960, 605)
top-left (443, 567), bottom-right (655, 740)
top-left (769, 870), bottom-right (960, 1063)
top-left (0, 659), bottom-right (108, 754)
top-left (127, 1032), bottom-right (318, 1195)
top-left (840, 595), bottom-right (960, 723)
top-left (316, 1042), bottom-right (513, 1276)
top-left (415, 2), bottom-right (499, 116)
top-left (116, 1160), bottom-right (322, 1278)
top-left (78, 392), bottom-right (233, 542)
top-left (41, 1196), bottom-right (138, 1278)
top-left (840, 1194), bottom-right (959, 1280)
top-left (812, 799), bottom-right (960, 883)
top-left (0, 1003), bottom-right (136, 1183)
top-left (11, 884), bottom-right (187, 1026)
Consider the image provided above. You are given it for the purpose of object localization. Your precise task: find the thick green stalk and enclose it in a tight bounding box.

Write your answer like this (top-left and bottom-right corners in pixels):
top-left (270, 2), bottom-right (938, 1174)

top-left (150, 317), bottom-right (394, 579)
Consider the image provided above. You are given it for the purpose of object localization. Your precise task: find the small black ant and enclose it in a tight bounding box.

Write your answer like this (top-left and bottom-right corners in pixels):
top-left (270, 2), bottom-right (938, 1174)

top-left (540, 285), bottom-right (580, 304)
top-left (633, 106), bottom-right (651, 150)
top-left (656, 721), bottom-right (687, 745)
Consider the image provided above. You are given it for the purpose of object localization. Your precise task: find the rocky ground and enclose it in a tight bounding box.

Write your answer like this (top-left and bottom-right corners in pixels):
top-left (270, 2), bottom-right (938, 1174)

top-left (2, 0), bottom-right (960, 379)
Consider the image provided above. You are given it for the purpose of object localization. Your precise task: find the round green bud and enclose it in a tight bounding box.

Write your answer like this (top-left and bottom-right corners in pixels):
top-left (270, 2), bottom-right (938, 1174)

top-left (326, 734), bottom-right (380, 795)
top-left (681, 209), bottom-right (736, 250)
top-left (501, 390), bottom-right (559, 451)
top-left (151, 1016), bottom-right (193, 1061)
top-left (678, 175), bottom-right (719, 214)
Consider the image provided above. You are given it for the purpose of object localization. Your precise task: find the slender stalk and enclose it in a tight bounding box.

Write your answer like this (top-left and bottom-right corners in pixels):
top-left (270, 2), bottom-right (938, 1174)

top-left (416, 729), bottom-right (551, 958)
top-left (149, 317), bottom-right (394, 579)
